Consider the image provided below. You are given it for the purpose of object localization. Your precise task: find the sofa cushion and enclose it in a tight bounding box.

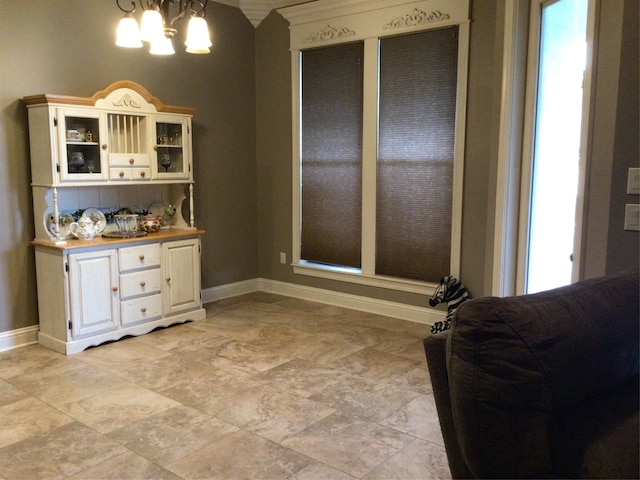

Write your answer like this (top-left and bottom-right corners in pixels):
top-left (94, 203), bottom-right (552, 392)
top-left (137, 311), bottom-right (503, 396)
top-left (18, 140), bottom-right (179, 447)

top-left (550, 375), bottom-right (639, 479)
top-left (447, 270), bottom-right (639, 478)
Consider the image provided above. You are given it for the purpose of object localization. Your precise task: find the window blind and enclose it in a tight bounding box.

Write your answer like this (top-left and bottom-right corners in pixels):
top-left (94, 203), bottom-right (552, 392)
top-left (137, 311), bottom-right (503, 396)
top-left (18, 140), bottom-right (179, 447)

top-left (301, 43), bottom-right (364, 268)
top-left (376, 27), bottom-right (459, 282)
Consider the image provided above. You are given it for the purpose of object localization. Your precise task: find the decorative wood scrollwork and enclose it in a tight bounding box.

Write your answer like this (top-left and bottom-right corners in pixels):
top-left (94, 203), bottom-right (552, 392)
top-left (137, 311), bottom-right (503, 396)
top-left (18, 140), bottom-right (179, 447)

top-left (113, 93), bottom-right (142, 109)
top-left (304, 24), bottom-right (356, 44)
top-left (383, 8), bottom-right (450, 30)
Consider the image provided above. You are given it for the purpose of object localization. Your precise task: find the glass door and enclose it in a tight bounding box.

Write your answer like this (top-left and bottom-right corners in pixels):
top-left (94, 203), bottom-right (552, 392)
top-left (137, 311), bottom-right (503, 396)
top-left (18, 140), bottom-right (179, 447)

top-left (520, 0), bottom-right (589, 293)
top-left (57, 108), bottom-right (108, 181)
top-left (153, 116), bottom-right (190, 180)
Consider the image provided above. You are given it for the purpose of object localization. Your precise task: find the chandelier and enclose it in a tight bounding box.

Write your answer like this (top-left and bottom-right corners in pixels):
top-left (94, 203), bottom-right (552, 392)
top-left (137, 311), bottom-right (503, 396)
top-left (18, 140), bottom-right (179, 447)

top-left (116, 1), bottom-right (212, 55)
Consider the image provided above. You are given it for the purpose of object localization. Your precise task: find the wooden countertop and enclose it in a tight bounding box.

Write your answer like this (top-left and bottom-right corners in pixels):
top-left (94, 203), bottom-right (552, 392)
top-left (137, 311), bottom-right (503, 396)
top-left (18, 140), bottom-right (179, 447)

top-left (32, 228), bottom-right (205, 251)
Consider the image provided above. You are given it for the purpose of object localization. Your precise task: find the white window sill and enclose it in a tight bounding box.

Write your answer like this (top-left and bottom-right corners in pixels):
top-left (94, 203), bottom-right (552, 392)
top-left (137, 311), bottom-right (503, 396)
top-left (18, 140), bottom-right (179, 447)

top-left (292, 261), bottom-right (436, 295)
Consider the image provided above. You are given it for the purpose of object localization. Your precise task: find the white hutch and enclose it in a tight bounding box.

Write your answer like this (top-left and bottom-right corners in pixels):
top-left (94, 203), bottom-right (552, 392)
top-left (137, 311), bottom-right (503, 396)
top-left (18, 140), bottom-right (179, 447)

top-left (24, 81), bottom-right (206, 354)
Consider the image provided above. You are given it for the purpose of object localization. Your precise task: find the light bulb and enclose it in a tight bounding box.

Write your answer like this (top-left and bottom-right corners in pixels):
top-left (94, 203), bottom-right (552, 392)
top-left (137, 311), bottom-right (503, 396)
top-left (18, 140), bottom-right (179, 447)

top-left (116, 16), bottom-right (142, 48)
top-left (185, 17), bottom-right (212, 54)
top-left (140, 9), bottom-right (164, 43)
top-left (150, 36), bottom-right (175, 55)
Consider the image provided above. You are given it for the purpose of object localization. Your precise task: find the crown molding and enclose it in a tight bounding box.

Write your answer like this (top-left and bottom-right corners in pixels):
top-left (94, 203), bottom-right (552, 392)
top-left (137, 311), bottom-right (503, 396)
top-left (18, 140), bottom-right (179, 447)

top-left (214, 0), bottom-right (315, 27)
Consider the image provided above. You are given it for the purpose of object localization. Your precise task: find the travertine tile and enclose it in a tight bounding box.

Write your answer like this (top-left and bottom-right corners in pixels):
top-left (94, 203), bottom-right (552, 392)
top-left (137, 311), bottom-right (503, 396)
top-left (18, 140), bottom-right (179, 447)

top-left (116, 353), bottom-right (216, 391)
top-left (69, 451), bottom-right (182, 479)
top-left (0, 422), bottom-right (127, 479)
top-left (0, 345), bottom-right (75, 380)
top-left (159, 372), bottom-right (270, 415)
top-left (0, 379), bottom-right (28, 407)
top-left (327, 347), bottom-right (423, 382)
top-left (57, 384), bottom-right (180, 434)
top-left (183, 338), bottom-right (292, 375)
top-left (400, 320), bottom-right (434, 339)
top-left (0, 295), bottom-right (450, 480)
top-left (379, 393), bottom-right (445, 445)
top-left (363, 438), bottom-right (452, 480)
top-left (253, 358), bottom-right (355, 397)
top-left (166, 430), bottom-right (314, 479)
top-left (0, 397), bottom-right (74, 449)
top-left (75, 338), bottom-right (171, 374)
top-left (283, 412), bottom-right (414, 478)
top-left (216, 385), bottom-right (337, 442)
top-left (8, 362), bottom-right (131, 406)
top-left (308, 372), bottom-right (422, 422)
top-left (291, 462), bottom-right (357, 479)
top-left (107, 405), bottom-right (239, 465)
top-left (291, 332), bottom-right (367, 364)
top-left (134, 322), bottom-right (223, 351)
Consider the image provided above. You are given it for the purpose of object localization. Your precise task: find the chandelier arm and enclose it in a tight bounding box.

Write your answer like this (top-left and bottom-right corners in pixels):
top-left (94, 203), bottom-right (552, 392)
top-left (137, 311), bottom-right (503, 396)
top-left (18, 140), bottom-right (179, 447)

top-left (164, 0), bottom-right (209, 26)
top-left (190, 0), bottom-right (208, 17)
top-left (116, 0), bottom-right (136, 14)
top-left (164, 0), bottom-right (186, 27)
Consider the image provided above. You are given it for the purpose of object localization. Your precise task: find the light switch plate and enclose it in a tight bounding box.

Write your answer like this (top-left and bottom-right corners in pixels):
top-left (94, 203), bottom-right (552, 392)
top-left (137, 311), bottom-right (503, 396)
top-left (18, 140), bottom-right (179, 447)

top-left (624, 204), bottom-right (640, 231)
top-left (627, 168), bottom-right (640, 195)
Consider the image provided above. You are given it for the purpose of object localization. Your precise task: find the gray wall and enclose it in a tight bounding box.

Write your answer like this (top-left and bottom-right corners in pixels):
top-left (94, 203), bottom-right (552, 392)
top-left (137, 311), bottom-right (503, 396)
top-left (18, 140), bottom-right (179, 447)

top-left (582, 0), bottom-right (639, 278)
top-left (255, 1), bottom-right (501, 304)
top-left (605, 0), bottom-right (639, 274)
top-left (256, 0), bottom-right (639, 302)
top-left (0, 0), bottom-right (636, 336)
top-left (0, 0), bottom-right (257, 334)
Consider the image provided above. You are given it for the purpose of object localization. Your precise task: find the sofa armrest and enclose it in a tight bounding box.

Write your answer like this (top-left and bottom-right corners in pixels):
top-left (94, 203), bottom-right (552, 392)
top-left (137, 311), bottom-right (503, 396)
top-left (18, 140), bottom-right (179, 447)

top-left (424, 332), bottom-right (474, 479)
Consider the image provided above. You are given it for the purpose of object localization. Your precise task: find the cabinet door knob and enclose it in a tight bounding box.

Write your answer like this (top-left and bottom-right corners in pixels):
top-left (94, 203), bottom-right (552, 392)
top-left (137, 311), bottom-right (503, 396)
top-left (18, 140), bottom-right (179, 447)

top-left (166, 277), bottom-right (171, 282)
top-left (129, 158), bottom-right (135, 164)
top-left (139, 255), bottom-right (145, 260)
top-left (119, 171), bottom-right (125, 177)
top-left (140, 281), bottom-right (146, 287)
top-left (141, 307), bottom-right (147, 313)
top-left (140, 171), bottom-right (146, 177)
top-left (112, 286), bottom-right (118, 292)
top-left (101, 144), bottom-right (108, 150)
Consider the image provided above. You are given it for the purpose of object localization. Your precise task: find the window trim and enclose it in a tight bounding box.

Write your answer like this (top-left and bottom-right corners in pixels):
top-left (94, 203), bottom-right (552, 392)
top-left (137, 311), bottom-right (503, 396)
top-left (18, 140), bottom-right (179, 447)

top-left (281, 0), bottom-right (470, 293)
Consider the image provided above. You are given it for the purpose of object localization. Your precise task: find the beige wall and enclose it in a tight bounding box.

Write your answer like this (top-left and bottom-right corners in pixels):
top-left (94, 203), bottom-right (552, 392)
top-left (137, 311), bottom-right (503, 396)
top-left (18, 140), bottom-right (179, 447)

top-left (0, 0), bottom-right (636, 336)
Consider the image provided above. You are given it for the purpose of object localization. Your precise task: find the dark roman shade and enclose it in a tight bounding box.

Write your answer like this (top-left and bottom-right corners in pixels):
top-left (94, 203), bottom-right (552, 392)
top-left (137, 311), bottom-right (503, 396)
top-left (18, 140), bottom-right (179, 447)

top-left (377, 27), bottom-right (459, 282)
top-left (301, 42), bottom-right (364, 269)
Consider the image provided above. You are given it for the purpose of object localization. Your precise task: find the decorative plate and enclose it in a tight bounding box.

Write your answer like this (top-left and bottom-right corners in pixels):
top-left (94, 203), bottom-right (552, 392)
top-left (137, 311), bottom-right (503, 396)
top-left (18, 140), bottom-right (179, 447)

top-left (148, 202), bottom-right (171, 227)
top-left (148, 202), bottom-right (166, 218)
top-left (46, 211), bottom-right (74, 239)
top-left (81, 208), bottom-right (107, 234)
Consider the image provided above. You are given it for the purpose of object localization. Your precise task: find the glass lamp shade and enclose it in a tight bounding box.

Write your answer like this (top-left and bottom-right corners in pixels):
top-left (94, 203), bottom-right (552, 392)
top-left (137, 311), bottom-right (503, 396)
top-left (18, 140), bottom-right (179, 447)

top-left (150, 36), bottom-right (175, 55)
top-left (140, 9), bottom-right (164, 43)
top-left (185, 17), bottom-right (212, 54)
top-left (116, 16), bottom-right (142, 48)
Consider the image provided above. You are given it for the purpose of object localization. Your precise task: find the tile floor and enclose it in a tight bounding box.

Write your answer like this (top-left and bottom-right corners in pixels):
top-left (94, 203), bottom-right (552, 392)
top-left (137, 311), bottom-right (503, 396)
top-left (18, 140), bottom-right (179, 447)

top-left (0, 292), bottom-right (451, 479)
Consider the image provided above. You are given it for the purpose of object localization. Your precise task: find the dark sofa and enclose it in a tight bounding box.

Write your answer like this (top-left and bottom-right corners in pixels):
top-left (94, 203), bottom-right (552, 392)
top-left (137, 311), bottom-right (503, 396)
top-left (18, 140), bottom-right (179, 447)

top-left (424, 270), bottom-right (639, 479)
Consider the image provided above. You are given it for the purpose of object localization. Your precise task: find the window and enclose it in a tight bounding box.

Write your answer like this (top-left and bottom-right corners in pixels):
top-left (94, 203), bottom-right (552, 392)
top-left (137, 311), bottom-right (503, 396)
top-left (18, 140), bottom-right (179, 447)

top-left (301, 42), bottom-right (364, 269)
top-left (521, 0), bottom-right (589, 293)
top-left (492, 0), bottom-right (595, 296)
top-left (282, 0), bottom-right (470, 292)
top-left (377, 28), bottom-right (459, 282)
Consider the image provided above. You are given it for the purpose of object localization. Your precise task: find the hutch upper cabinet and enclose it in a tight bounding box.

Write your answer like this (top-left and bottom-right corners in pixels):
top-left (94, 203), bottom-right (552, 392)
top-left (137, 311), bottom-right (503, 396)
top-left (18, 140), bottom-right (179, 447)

top-left (24, 81), bottom-right (206, 354)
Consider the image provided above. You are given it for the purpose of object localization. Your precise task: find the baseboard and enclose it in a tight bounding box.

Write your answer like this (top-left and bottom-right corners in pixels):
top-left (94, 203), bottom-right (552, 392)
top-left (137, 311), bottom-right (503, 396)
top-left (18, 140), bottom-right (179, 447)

top-left (0, 325), bottom-right (39, 353)
top-left (1, 279), bottom-right (439, 354)
top-left (201, 278), bottom-right (261, 304)
top-left (202, 278), bottom-right (442, 325)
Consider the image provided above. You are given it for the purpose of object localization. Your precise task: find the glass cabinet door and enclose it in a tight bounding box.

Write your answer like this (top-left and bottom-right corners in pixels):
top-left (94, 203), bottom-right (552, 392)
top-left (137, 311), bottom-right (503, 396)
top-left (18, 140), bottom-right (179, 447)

top-left (154, 115), bottom-right (191, 180)
top-left (57, 108), bottom-right (108, 181)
